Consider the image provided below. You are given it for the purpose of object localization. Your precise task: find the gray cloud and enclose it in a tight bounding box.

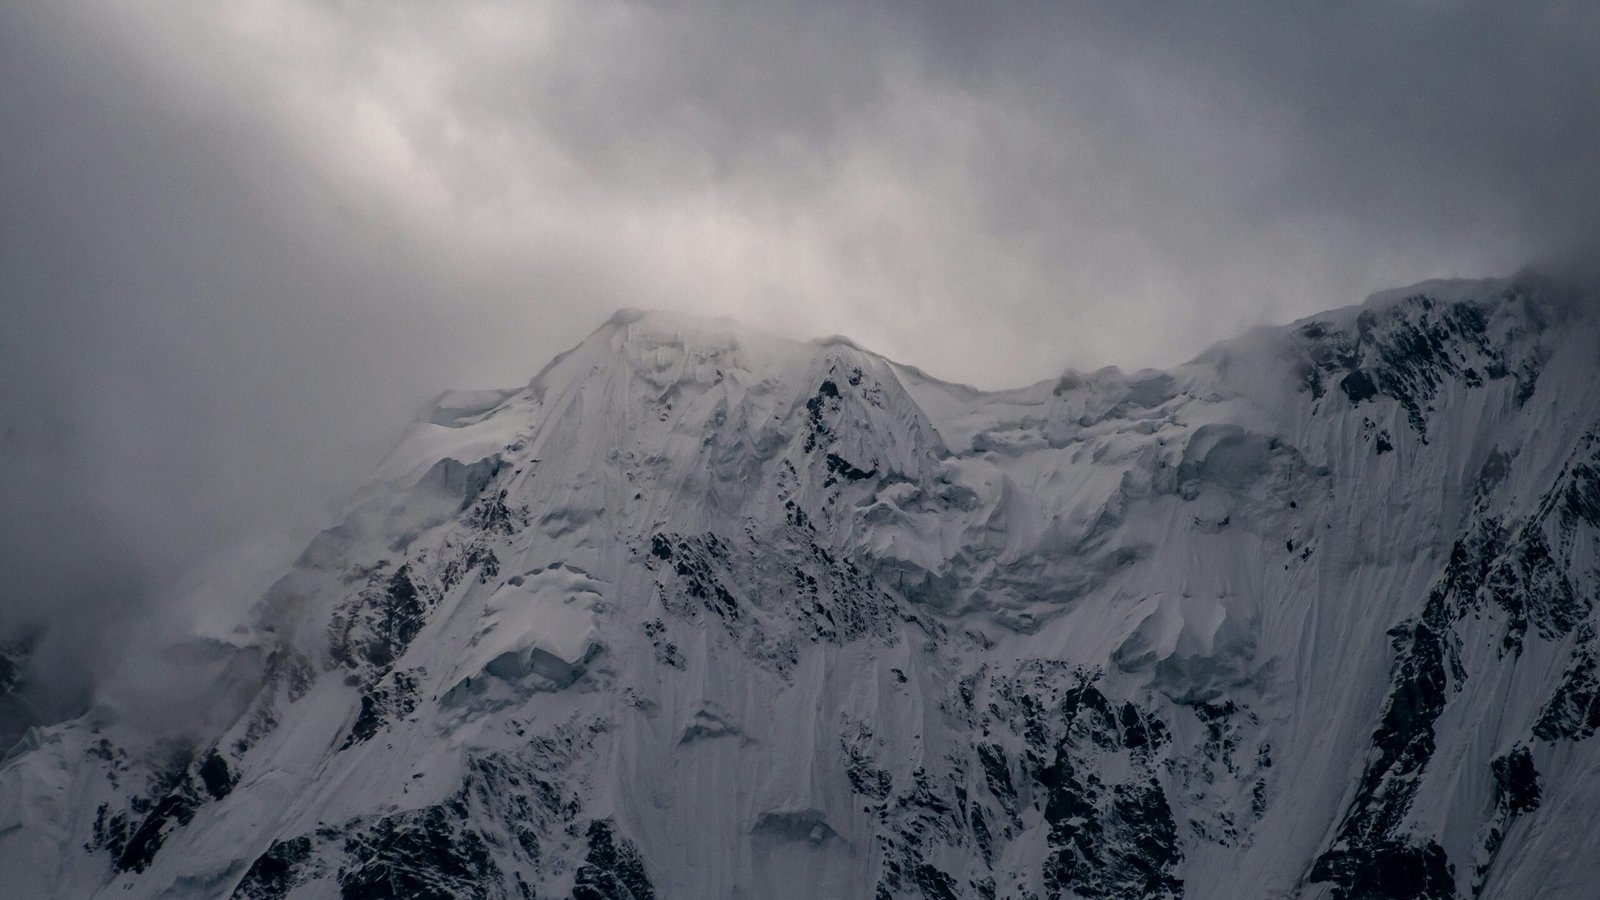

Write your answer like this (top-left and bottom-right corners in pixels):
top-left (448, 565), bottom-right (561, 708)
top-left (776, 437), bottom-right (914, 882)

top-left (2, 0), bottom-right (1597, 734)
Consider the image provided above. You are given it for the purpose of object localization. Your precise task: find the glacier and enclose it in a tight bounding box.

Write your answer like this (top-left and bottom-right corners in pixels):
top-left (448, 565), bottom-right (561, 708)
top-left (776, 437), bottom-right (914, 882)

top-left (2, 274), bottom-right (1599, 899)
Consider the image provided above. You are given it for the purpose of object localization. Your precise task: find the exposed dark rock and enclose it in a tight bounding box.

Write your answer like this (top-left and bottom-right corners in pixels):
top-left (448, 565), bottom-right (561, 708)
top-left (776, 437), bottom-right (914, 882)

top-left (1563, 460), bottom-right (1600, 528)
top-left (1297, 292), bottom-right (1547, 441)
top-left (641, 619), bottom-right (686, 669)
top-left (976, 743), bottom-right (1017, 823)
top-left (329, 565), bottom-right (429, 674)
top-left (338, 800), bottom-right (500, 900)
top-left (113, 785), bottom-right (203, 874)
top-left (1312, 839), bottom-right (1457, 900)
top-left (649, 534), bottom-right (673, 560)
top-left (1171, 702), bottom-right (1268, 847)
top-left (1311, 589), bottom-right (1453, 898)
top-left (1341, 370), bottom-right (1379, 404)
top-left (872, 767), bottom-right (967, 900)
top-left (1533, 625), bottom-right (1600, 741)
top-left (464, 488), bottom-right (527, 536)
top-left (826, 451), bottom-right (877, 483)
top-left (650, 525), bottom-right (901, 671)
top-left (573, 819), bottom-right (655, 900)
top-left (198, 750), bottom-right (237, 800)
top-left (0, 641), bottom-right (25, 696)
top-left (1472, 746), bottom-right (1543, 896)
top-left (805, 380), bottom-right (842, 452)
top-left (981, 666), bottom-right (1184, 900)
top-left (341, 669), bottom-right (421, 750)
top-left (842, 721), bottom-right (894, 802)
top-left (233, 836), bottom-right (313, 900)
top-left (1491, 746), bottom-right (1541, 816)
top-left (91, 750), bottom-right (227, 875)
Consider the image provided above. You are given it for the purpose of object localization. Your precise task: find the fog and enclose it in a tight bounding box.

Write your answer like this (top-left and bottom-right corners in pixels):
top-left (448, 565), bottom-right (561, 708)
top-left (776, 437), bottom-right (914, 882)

top-left (2, 0), bottom-right (1597, 736)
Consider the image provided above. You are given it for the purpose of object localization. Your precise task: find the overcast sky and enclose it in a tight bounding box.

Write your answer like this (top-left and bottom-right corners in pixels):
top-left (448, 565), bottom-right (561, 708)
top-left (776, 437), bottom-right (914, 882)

top-left (2, 1), bottom-right (1598, 722)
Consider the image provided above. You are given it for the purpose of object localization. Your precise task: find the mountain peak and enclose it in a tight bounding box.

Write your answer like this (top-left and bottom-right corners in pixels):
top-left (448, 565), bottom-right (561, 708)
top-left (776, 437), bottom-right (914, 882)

top-left (13, 279), bottom-right (1600, 898)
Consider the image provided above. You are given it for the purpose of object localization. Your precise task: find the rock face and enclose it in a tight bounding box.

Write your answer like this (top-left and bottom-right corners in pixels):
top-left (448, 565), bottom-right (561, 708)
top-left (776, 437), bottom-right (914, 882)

top-left (3, 276), bottom-right (1600, 899)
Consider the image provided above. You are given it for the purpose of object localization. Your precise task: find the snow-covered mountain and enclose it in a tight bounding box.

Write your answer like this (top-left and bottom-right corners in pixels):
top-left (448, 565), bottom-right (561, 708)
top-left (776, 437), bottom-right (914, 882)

top-left (3, 274), bottom-right (1599, 899)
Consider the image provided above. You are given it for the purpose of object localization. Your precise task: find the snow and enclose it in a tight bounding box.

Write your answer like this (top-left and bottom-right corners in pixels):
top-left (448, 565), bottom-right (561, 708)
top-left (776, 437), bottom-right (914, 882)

top-left (1113, 594), bottom-right (1258, 703)
top-left (443, 566), bottom-right (605, 700)
top-left (3, 275), bottom-right (1599, 899)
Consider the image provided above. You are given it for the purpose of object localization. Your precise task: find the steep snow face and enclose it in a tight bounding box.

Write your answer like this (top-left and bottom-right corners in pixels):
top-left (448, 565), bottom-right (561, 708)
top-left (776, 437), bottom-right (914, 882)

top-left (4, 276), bottom-right (1600, 900)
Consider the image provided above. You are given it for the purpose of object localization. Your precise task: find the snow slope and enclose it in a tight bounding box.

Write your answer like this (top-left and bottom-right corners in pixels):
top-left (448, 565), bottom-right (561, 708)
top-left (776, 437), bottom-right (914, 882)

top-left (3, 275), bottom-right (1599, 899)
